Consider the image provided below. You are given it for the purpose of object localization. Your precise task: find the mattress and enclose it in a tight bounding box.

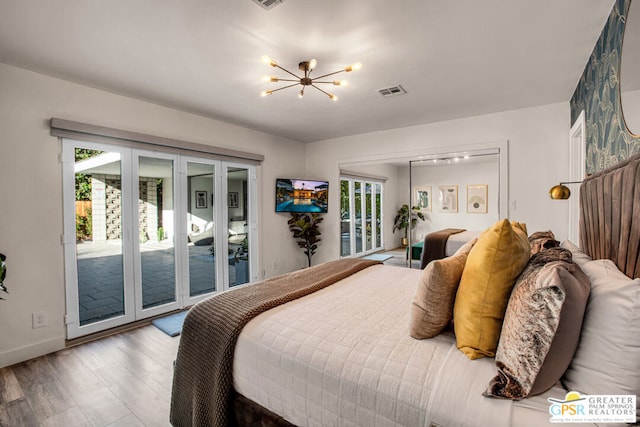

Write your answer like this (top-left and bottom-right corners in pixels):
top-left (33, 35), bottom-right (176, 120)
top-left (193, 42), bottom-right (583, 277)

top-left (233, 264), bottom-right (591, 427)
top-left (445, 230), bottom-right (482, 256)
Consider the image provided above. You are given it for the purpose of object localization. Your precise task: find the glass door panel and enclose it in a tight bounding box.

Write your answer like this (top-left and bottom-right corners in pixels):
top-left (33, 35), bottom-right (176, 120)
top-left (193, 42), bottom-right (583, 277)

top-left (227, 167), bottom-right (249, 287)
top-left (365, 183), bottom-right (373, 251)
top-left (137, 155), bottom-right (177, 310)
top-left (375, 183), bottom-right (382, 248)
top-left (340, 180), bottom-right (352, 257)
top-left (75, 148), bottom-right (126, 326)
top-left (186, 161), bottom-right (217, 297)
top-left (354, 182), bottom-right (363, 254)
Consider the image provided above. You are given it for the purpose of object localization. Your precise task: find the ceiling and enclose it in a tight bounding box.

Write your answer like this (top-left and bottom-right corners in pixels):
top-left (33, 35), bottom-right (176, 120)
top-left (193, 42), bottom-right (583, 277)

top-left (0, 0), bottom-right (615, 143)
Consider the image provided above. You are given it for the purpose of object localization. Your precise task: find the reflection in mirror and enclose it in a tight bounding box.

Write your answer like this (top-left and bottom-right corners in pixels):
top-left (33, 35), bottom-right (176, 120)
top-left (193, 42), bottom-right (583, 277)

top-left (621, 0), bottom-right (640, 135)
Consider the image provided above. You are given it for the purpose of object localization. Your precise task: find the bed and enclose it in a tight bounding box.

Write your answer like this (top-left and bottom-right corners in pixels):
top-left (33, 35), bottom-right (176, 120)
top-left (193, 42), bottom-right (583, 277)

top-left (170, 154), bottom-right (640, 427)
top-left (419, 229), bottom-right (482, 269)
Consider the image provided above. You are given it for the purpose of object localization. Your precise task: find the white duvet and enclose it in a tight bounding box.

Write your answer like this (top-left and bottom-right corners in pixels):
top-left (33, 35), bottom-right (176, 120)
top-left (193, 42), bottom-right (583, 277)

top-left (234, 264), bottom-right (593, 427)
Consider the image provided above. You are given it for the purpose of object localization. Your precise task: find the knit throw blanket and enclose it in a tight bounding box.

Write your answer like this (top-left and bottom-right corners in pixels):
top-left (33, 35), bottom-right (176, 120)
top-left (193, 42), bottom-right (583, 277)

top-left (419, 228), bottom-right (466, 269)
top-left (170, 258), bottom-right (381, 427)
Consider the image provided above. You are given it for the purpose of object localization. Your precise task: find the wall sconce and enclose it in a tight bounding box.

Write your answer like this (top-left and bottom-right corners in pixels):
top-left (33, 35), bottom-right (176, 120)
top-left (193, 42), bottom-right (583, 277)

top-left (549, 181), bottom-right (582, 200)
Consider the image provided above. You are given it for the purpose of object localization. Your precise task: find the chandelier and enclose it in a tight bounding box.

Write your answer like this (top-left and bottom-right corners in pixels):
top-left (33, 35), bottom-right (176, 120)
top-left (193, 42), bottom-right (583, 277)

top-left (260, 56), bottom-right (362, 101)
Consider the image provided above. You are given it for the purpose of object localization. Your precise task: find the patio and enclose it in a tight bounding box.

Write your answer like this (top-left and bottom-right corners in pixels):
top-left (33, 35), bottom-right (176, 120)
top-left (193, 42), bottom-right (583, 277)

top-left (76, 240), bottom-right (244, 325)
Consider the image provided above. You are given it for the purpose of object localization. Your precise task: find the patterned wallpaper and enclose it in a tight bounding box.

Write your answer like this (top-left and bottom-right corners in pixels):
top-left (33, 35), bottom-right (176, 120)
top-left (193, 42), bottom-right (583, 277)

top-left (570, 0), bottom-right (640, 174)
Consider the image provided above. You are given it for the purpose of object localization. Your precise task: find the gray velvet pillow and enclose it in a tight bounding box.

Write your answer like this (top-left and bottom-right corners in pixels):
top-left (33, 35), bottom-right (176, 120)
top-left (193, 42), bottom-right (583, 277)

top-left (409, 238), bottom-right (476, 339)
top-left (484, 248), bottom-right (590, 399)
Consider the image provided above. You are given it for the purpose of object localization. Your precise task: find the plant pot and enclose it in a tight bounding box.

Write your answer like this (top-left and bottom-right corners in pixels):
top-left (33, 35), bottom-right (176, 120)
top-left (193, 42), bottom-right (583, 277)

top-left (401, 237), bottom-right (409, 247)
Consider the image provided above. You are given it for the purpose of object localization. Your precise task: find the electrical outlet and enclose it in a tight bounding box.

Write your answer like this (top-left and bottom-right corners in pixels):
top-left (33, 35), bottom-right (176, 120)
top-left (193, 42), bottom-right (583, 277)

top-left (32, 311), bottom-right (47, 329)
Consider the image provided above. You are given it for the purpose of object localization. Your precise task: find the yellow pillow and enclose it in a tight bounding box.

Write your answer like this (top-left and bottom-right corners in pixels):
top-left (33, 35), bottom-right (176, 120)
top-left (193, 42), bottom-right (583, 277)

top-left (453, 219), bottom-right (530, 359)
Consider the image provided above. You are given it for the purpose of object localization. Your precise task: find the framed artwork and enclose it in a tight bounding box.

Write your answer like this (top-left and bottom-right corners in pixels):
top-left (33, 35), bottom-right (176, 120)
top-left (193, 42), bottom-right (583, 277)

top-left (413, 186), bottom-right (432, 212)
top-left (467, 184), bottom-right (488, 213)
top-left (439, 185), bottom-right (458, 213)
top-left (228, 192), bottom-right (239, 208)
top-left (195, 191), bottom-right (207, 209)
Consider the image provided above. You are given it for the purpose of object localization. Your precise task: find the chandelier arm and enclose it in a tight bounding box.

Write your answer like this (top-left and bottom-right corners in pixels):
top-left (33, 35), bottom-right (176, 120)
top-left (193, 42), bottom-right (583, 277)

top-left (273, 64), bottom-right (302, 80)
top-left (268, 82), bottom-right (301, 93)
top-left (272, 78), bottom-right (299, 82)
top-left (312, 69), bottom-right (345, 80)
top-left (310, 84), bottom-right (333, 97)
top-left (310, 80), bottom-right (339, 84)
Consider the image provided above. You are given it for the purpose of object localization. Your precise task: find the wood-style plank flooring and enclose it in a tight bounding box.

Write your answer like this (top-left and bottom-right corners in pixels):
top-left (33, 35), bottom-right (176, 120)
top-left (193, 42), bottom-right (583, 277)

top-left (0, 325), bottom-right (180, 426)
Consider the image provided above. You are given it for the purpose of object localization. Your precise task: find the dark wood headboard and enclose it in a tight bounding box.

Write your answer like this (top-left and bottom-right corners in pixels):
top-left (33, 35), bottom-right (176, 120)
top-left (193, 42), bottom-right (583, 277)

top-left (579, 153), bottom-right (640, 279)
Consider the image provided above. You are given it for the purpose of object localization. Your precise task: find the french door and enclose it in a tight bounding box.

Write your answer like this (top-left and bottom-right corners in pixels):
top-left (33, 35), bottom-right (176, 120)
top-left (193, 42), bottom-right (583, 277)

top-left (62, 140), bottom-right (257, 338)
top-left (340, 178), bottom-right (383, 257)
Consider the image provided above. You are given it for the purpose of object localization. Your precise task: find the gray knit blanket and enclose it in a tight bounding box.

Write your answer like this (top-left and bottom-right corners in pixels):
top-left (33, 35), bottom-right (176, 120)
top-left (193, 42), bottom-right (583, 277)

top-left (170, 258), bottom-right (381, 426)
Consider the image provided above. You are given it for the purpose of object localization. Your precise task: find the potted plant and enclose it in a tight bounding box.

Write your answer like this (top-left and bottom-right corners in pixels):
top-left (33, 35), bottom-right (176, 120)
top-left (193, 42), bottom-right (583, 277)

top-left (288, 212), bottom-right (323, 267)
top-left (392, 204), bottom-right (425, 246)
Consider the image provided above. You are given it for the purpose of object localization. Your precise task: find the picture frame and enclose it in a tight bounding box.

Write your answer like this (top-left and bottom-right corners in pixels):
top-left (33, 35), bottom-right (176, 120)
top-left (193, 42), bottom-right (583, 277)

top-left (413, 186), bottom-right (432, 212)
top-left (195, 191), bottom-right (207, 209)
top-left (467, 184), bottom-right (488, 213)
top-left (438, 185), bottom-right (458, 213)
top-left (228, 192), bottom-right (239, 208)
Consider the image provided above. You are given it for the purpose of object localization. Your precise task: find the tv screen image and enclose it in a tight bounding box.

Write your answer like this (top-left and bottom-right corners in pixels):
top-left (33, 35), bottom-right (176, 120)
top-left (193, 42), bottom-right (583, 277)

top-left (276, 179), bottom-right (328, 213)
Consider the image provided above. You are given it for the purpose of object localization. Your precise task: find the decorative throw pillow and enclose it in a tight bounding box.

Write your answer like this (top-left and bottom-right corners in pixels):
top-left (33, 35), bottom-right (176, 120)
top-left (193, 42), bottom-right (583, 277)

top-left (484, 248), bottom-right (590, 399)
top-left (453, 219), bottom-right (530, 359)
top-left (559, 240), bottom-right (592, 268)
top-left (410, 238), bottom-right (477, 339)
top-left (562, 259), bottom-right (640, 411)
top-left (528, 230), bottom-right (559, 255)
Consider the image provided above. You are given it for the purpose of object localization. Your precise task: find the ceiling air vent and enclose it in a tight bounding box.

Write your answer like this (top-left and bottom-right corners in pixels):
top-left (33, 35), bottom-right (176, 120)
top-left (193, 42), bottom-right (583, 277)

top-left (377, 85), bottom-right (407, 98)
top-left (252, 0), bottom-right (285, 10)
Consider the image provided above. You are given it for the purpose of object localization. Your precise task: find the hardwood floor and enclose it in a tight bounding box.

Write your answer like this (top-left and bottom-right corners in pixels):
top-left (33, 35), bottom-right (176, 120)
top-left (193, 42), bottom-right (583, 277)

top-left (0, 325), bottom-right (180, 426)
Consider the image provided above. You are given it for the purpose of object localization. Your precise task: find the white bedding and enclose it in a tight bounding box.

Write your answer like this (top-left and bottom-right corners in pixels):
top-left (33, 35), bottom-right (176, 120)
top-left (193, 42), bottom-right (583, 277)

top-left (233, 264), bottom-right (593, 427)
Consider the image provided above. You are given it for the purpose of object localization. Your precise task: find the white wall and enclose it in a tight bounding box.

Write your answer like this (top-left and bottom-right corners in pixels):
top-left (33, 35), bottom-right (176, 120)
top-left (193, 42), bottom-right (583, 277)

top-left (305, 102), bottom-right (572, 264)
top-left (0, 63), bottom-right (306, 368)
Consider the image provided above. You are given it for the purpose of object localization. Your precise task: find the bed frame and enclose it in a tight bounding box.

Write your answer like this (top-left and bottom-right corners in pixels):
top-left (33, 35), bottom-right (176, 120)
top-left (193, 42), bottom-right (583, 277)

top-left (579, 152), bottom-right (640, 279)
top-left (226, 153), bottom-right (640, 426)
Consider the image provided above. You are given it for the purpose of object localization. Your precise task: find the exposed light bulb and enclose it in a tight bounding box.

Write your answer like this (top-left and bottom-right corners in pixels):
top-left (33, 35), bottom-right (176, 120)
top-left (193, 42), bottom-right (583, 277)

top-left (329, 94), bottom-right (338, 101)
top-left (261, 55), bottom-right (277, 67)
top-left (260, 90), bottom-right (273, 97)
top-left (333, 80), bottom-right (348, 86)
top-left (345, 62), bottom-right (362, 72)
top-left (309, 58), bottom-right (317, 70)
top-left (298, 89), bottom-right (304, 98)
top-left (464, 155), bottom-right (470, 159)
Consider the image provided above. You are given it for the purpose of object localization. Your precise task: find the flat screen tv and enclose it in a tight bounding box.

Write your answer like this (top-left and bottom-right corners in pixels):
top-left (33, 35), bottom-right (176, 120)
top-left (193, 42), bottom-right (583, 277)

top-left (275, 178), bottom-right (328, 213)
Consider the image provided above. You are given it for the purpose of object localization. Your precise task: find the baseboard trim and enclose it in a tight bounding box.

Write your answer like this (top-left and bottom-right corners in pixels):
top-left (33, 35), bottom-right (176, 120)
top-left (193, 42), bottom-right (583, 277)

top-left (0, 336), bottom-right (66, 369)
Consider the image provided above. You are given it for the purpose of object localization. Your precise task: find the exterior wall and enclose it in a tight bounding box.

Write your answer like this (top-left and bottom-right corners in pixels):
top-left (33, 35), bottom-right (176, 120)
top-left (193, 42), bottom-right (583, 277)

top-left (0, 62), bottom-right (306, 368)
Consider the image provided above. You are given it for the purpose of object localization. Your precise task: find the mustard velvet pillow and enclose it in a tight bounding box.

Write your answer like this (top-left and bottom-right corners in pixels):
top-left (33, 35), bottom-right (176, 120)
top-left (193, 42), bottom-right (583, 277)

top-left (453, 219), bottom-right (530, 359)
top-left (410, 238), bottom-right (477, 339)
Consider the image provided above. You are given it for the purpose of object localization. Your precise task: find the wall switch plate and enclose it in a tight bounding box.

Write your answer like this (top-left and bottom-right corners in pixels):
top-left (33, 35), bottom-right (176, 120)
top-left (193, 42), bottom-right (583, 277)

top-left (32, 311), bottom-right (47, 329)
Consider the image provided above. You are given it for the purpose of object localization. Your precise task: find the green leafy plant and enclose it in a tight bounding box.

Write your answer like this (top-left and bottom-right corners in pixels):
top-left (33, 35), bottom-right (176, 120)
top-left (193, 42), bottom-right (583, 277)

top-left (76, 209), bottom-right (92, 241)
top-left (233, 236), bottom-right (249, 262)
top-left (288, 212), bottom-right (324, 268)
top-left (392, 204), bottom-right (425, 241)
top-left (0, 253), bottom-right (7, 300)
